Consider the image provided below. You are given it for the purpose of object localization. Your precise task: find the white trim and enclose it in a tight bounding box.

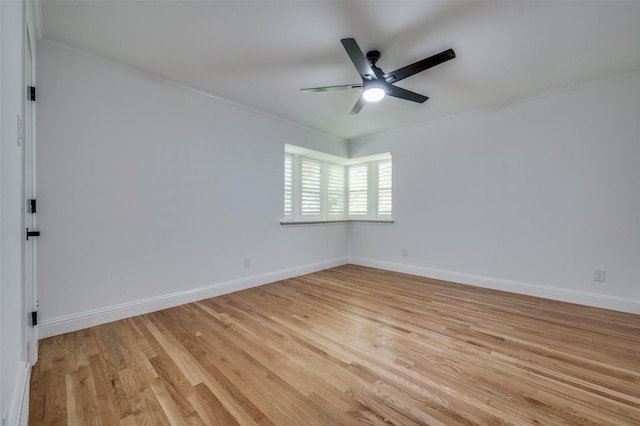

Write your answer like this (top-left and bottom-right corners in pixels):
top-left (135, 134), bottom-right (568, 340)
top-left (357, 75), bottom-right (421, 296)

top-left (6, 361), bottom-right (31, 426)
top-left (285, 143), bottom-right (390, 165)
top-left (28, 1), bottom-right (42, 41)
top-left (36, 256), bottom-right (640, 338)
top-left (348, 257), bottom-right (640, 315)
top-left (24, 1), bottom-right (39, 367)
top-left (280, 219), bottom-right (394, 226)
top-left (38, 258), bottom-right (348, 338)
top-left (25, 1), bottom-right (38, 54)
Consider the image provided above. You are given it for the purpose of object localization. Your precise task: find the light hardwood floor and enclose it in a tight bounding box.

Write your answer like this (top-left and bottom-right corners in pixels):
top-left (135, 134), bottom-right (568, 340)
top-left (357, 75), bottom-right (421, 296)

top-left (29, 265), bottom-right (640, 425)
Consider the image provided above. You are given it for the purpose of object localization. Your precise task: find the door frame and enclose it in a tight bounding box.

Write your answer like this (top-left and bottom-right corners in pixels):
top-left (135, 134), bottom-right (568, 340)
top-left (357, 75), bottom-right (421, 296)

top-left (23, 2), bottom-right (38, 366)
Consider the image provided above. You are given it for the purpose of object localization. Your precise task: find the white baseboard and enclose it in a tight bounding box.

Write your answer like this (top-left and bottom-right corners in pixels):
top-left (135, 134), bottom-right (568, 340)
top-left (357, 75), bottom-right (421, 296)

top-left (348, 257), bottom-right (640, 315)
top-left (38, 257), bottom-right (348, 339)
top-left (37, 256), bottom-right (640, 339)
top-left (5, 361), bottom-right (31, 426)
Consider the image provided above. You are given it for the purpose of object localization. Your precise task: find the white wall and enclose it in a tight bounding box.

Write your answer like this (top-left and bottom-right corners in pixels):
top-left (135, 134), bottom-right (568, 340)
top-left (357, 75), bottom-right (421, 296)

top-left (36, 41), bottom-right (349, 337)
top-left (35, 36), bottom-right (640, 341)
top-left (349, 73), bottom-right (640, 314)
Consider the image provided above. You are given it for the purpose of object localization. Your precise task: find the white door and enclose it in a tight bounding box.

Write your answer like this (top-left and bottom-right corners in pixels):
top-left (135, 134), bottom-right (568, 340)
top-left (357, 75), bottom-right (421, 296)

top-left (24, 25), bottom-right (38, 365)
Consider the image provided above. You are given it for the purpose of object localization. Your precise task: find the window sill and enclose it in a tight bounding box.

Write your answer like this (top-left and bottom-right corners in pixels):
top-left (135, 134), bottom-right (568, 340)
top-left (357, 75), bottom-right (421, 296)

top-left (280, 219), bottom-right (395, 227)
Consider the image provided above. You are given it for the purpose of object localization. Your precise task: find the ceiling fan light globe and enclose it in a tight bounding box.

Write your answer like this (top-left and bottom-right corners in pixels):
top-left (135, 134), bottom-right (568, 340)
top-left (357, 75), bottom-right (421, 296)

top-left (363, 87), bottom-right (385, 102)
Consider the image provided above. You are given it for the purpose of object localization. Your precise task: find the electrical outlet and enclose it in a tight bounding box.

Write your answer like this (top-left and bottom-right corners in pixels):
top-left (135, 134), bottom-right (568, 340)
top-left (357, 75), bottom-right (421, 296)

top-left (593, 269), bottom-right (606, 282)
top-left (402, 249), bottom-right (408, 257)
top-left (244, 258), bottom-right (252, 268)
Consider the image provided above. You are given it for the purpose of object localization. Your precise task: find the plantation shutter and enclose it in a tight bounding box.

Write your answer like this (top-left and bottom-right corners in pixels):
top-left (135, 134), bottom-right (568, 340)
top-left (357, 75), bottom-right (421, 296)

top-left (327, 163), bottom-right (345, 217)
top-left (284, 154), bottom-right (293, 219)
top-left (301, 157), bottom-right (322, 217)
top-left (348, 163), bottom-right (369, 216)
top-left (377, 159), bottom-right (392, 217)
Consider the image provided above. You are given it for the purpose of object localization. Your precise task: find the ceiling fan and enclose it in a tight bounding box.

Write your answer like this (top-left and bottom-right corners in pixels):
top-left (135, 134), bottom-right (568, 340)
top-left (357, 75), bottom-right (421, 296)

top-left (302, 38), bottom-right (455, 114)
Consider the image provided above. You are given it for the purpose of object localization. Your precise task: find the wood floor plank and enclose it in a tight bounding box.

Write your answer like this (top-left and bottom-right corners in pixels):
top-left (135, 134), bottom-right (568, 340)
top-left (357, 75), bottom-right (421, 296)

top-left (87, 355), bottom-right (121, 424)
top-left (30, 265), bottom-right (640, 425)
top-left (42, 361), bottom-right (68, 425)
top-left (65, 370), bottom-right (86, 425)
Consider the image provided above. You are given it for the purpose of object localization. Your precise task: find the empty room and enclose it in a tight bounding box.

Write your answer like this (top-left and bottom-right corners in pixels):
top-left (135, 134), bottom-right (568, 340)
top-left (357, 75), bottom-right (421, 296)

top-left (2, 1), bottom-right (640, 425)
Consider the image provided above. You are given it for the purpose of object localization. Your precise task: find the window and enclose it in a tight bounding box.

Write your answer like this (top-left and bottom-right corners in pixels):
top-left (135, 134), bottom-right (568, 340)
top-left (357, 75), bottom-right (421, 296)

top-left (327, 163), bottom-right (345, 217)
top-left (377, 159), bottom-right (392, 218)
top-left (283, 144), bottom-right (392, 223)
top-left (348, 163), bottom-right (369, 217)
top-left (284, 154), bottom-right (293, 219)
top-left (300, 157), bottom-right (322, 218)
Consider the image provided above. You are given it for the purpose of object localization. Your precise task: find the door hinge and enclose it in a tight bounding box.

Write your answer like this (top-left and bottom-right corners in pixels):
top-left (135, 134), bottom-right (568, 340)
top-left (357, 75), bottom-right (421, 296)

top-left (31, 311), bottom-right (38, 326)
top-left (27, 86), bottom-right (36, 101)
top-left (29, 199), bottom-right (37, 214)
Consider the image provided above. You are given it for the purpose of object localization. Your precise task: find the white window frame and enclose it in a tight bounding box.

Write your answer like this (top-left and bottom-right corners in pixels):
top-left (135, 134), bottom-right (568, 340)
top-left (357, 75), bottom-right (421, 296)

top-left (283, 144), bottom-right (392, 224)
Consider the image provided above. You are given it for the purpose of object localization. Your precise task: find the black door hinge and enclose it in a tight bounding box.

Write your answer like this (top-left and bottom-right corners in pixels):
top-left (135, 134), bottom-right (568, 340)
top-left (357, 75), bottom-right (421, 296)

top-left (31, 311), bottom-right (38, 326)
top-left (29, 199), bottom-right (37, 214)
top-left (27, 86), bottom-right (36, 101)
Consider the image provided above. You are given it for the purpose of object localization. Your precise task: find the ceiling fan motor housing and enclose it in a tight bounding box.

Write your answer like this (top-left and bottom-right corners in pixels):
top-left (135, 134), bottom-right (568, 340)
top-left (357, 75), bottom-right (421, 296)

top-left (366, 50), bottom-right (381, 66)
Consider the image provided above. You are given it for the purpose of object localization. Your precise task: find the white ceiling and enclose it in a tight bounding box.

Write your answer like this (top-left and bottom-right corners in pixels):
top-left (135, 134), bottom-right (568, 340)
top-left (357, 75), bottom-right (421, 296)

top-left (40, 1), bottom-right (640, 141)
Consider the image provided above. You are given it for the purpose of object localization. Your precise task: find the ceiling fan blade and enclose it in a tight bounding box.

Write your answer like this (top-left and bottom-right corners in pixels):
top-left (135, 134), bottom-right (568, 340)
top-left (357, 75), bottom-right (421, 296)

top-left (341, 38), bottom-right (376, 80)
top-left (386, 85), bottom-right (429, 103)
top-left (301, 84), bottom-right (362, 92)
top-left (350, 94), bottom-right (366, 115)
top-left (384, 48), bottom-right (455, 84)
